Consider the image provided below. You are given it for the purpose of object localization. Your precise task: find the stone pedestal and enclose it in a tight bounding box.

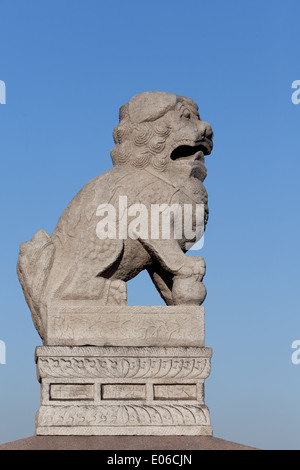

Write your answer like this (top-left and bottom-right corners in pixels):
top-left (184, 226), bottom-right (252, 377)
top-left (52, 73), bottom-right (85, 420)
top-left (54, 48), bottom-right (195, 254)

top-left (35, 345), bottom-right (212, 436)
top-left (34, 305), bottom-right (213, 436)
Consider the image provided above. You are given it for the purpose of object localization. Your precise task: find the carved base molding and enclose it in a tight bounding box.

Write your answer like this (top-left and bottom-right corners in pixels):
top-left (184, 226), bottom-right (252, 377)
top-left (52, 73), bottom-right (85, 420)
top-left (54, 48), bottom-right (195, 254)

top-left (35, 346), bottom-right (213, 436)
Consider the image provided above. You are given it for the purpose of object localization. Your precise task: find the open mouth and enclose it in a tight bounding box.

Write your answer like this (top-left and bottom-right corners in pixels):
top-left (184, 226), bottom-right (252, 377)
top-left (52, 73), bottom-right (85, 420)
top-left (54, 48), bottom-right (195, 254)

top-left (170, 139), bottom-right (212, 162)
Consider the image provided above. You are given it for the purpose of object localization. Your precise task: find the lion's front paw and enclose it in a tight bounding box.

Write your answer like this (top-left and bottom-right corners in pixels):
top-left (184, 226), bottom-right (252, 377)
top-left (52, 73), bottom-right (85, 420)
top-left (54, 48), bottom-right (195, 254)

top-left (177, 256), bottom-right (206, 280)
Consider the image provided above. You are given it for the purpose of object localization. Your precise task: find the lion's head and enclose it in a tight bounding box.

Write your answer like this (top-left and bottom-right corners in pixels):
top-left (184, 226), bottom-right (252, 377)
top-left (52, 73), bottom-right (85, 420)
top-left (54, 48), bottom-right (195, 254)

top-left (110, 91), bottom-right (213, 181)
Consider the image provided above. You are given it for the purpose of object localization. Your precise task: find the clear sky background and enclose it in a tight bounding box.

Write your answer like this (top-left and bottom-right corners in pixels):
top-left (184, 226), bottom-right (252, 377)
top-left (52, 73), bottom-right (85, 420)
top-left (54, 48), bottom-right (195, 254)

top-left (0, 0), bottom-right (299, 450)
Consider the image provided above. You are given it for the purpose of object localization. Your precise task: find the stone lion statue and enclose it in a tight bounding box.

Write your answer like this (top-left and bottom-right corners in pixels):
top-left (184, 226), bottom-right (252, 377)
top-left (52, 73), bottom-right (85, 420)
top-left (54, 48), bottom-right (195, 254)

top-left (17, 91), bottom-right (213, 339)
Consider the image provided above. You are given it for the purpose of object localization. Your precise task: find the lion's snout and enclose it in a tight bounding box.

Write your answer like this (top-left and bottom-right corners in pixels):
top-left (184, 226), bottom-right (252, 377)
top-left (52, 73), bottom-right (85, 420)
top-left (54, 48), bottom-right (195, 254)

top-left (198, 121), bottom-right (213, 140)
top-left (196, 121), bottom-right (213, 154)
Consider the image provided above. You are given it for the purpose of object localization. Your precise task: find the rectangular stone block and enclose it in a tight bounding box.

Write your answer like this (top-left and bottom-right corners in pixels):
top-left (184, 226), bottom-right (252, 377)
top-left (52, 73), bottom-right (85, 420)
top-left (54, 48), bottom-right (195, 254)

top-left (50, 384), bottom-right (94, 401)
top-left (153, 384), bottom-right (197, 400)
top-left (102, 384), bottom-right (146, 400)
top-left (46, 304), bottom-right (205, 347)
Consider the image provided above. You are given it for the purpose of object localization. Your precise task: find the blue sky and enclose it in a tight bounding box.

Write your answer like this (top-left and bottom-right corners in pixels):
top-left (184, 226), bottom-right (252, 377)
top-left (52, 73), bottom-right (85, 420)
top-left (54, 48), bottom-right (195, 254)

top-left (0, 0), bottom-right (300, 449)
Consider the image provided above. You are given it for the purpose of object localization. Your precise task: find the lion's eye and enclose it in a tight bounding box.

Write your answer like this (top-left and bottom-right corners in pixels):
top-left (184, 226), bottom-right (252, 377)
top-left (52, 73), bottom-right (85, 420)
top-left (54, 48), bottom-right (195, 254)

top-left (182, 108), bottom-right (191, 119)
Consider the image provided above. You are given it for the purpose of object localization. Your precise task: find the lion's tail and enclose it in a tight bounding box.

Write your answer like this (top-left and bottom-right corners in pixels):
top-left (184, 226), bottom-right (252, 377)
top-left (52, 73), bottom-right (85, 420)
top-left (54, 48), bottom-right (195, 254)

top-left (17, 230), bottom-right (55, 340)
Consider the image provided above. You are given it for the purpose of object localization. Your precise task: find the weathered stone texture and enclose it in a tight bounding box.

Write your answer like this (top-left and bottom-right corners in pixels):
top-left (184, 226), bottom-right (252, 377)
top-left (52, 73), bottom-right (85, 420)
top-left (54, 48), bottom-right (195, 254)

top-left (35, 346), bottom-right (212, 436)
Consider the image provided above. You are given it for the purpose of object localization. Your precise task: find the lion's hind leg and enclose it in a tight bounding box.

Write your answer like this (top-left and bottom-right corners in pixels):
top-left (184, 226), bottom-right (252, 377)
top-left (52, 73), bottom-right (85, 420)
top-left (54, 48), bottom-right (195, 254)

top-left (61, 271), bottom-right (127, 305)
top-left (60, 223), bottom-right (126, 303)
